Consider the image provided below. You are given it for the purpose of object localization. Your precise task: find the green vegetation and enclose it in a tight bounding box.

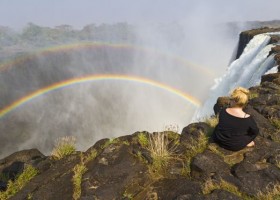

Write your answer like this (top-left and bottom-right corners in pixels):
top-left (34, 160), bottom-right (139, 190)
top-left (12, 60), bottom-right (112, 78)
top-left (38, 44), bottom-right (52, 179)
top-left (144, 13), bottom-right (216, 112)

top-left (138, 132), bottom-right (149, 148)
top-left (270, 118), bottom-right (280, 129)
top-left (72, 149), bottom-right (98, 200)
top-left (249, 92), bottom-right (259, 99)
top-left (0, 22), bottom-right (135, 48)
top-left (183, 132), bottom-right (208, 176)
top-left (203, 179), bottom-right (252, 199)
top-left (122, 190), bottom-right (133, 199)
top-left (203, 179), bottom-right (280, 200)
top-left (72, 163), bottom-right (87, 200)
top-left (51, 136), bottom-right (76, 160)
top-left (0, 165), bottom-right (38, 200)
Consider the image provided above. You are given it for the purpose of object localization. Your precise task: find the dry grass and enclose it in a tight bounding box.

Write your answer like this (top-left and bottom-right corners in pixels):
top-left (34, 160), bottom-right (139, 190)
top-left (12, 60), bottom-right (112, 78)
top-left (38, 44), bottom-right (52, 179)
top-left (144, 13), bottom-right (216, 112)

top-left (203, 179), bottom-right (252, 199)
top-left (163, 123), bottom-right (180, 133)
top-left (257, 183), bottom-right (280, 200)
top-left (0, 166), bottom-right (38, 200)
top-left (51, 136), bottom-right (76, 160)
top-left (204, 115), bottom-right (219, 128)
top-left (146, 132), bottom-right (180, 179)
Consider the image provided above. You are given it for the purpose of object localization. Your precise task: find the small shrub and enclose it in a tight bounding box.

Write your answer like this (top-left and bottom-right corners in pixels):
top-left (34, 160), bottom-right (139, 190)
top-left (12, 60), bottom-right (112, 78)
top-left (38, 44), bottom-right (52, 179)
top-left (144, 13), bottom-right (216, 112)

top-left (51, 136), bottom-right (76, 160)
top-left (0, 165), bottom-right (38, 200)
top-left (138, 133), bottom-right (149, 147)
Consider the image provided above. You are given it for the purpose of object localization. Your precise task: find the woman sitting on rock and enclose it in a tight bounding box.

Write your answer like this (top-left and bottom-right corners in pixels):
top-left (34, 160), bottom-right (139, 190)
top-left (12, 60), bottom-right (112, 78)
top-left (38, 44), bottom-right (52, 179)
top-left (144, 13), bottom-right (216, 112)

top-left (212, 87), bottom-right (259, 151)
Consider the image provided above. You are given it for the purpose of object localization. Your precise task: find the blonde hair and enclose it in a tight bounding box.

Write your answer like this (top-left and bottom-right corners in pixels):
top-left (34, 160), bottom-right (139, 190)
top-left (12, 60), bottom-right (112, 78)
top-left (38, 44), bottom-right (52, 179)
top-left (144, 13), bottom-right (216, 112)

top-left (230, 87), bottom-right (249, 107)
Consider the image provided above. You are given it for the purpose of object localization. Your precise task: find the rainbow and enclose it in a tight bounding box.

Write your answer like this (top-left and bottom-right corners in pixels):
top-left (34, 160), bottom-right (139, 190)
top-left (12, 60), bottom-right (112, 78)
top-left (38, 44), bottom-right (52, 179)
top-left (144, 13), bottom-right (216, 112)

top-left (0, 42), bottom-right (214, 77)
top-left (0, 74), bottom-right (201, 118)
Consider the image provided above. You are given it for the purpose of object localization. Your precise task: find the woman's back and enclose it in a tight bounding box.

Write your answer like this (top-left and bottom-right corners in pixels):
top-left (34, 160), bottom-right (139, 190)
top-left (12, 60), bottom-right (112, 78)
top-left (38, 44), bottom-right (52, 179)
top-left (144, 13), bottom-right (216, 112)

top-left (212, 108), bottom-right (259, 151)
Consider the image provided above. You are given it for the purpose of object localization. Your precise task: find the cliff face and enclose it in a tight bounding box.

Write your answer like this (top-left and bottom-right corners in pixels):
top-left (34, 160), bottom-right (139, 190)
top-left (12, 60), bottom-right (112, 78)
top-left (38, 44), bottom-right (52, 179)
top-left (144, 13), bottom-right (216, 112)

top-left (236, 27), bottom-right (280, 60)
top-left (1, 28), bottom-right (280, 200)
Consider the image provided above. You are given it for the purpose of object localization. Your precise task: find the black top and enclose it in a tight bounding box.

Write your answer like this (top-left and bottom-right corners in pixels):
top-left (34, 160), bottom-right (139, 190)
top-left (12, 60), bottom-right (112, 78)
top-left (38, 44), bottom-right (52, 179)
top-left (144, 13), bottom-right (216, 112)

top-left (212, 108), bottom-right (259, 151)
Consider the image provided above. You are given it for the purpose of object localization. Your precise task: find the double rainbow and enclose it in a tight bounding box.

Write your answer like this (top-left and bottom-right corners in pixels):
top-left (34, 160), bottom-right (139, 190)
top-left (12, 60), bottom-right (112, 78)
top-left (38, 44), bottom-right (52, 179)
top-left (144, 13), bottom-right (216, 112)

top-left (0, 74), bottom-right (201, 118)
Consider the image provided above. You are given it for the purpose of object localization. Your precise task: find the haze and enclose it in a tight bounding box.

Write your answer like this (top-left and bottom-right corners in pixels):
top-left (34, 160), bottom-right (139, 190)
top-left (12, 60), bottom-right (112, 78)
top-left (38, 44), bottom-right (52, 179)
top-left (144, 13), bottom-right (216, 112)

top-left (1, 0), bottom-right (279, 29)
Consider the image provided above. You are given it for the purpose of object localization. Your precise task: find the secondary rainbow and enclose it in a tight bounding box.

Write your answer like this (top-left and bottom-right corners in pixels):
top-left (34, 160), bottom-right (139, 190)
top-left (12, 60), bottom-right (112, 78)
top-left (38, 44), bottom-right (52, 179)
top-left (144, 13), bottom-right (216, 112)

top-left (0, 74), bottom-right (201, 118)
top-left (0, 42), bottom-right (214, 77)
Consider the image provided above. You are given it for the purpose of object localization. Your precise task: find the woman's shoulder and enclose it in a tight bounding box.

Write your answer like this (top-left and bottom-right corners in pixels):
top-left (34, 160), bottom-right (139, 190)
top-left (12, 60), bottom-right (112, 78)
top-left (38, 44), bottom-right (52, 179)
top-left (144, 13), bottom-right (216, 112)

top-left (224, 108), bottom-right (251, 119)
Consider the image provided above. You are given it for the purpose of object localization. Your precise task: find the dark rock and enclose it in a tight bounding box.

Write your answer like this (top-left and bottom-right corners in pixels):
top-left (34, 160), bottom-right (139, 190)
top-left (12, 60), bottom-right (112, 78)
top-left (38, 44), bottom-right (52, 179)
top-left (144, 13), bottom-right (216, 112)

top-left (213, 96), bottom-right (231, 115)
top-left (175, 194), bottom-right (205, 200)
top-left (0, 180), bottom-right (7, 191)
top-left (11, 153), bottom-right (81, 200)
top-left (2, 161), bottom-right (24, 181)
top-left (0, 149), bottom-right (45, 172)
top-left (181, 122), bottom-right (210, 143)
top-left (231, 161), bottom-right (280, 196)
top-left (244, 105), bottom-right (275, 138)
top-left (261, 72), bottom-right (280, 83)
top-left (236, 27), bottom-right (280, 59)
top-left (143, 178), bottom-right (202, 199)
top-left (85, 138), bottom-right (110, 154)
top-left (191, 150), bottom-right (230, 180)
top-left (205, 189), bottom-right (241, 200)
top-left (81, 143), bottom-right (149, 199)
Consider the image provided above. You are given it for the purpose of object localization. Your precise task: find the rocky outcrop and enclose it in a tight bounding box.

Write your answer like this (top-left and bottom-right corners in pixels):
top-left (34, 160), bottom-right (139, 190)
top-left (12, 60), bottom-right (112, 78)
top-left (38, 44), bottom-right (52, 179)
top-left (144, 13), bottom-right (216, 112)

top-left (0, 28), bottom-right (280, 199)
top-left (236, 27), bottom-right (280, 59)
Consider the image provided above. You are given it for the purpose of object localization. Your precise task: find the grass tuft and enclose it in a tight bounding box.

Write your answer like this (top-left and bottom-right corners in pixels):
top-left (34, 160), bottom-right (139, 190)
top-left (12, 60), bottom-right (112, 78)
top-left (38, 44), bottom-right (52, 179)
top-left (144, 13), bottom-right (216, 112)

top-left (202, 179), bottom-right (252, 199)
top-left (51, 136), bottom-right (76, 160)
top-left (138, 133), bottom-right (149, 148)
top-left (72, 150), bottom-right (97, 200)
top-left (146, 132), bottom-right (180, 179)
top-left (0, 165), bottom-right (38, 200)
top-left (72, 163), bottom-right (87, 200)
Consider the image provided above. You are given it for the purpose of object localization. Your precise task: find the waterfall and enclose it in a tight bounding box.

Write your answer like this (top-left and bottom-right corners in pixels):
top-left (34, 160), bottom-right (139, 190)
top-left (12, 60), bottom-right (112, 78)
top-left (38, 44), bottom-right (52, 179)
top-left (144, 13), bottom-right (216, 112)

top-left (193, 33), bottom-right (279, 120)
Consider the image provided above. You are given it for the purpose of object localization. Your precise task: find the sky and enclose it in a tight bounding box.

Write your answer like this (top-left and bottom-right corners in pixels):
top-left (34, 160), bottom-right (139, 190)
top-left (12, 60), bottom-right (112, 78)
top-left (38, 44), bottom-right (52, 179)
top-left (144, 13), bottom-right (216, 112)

top-left (0, 0), bottom-right (280, 30)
